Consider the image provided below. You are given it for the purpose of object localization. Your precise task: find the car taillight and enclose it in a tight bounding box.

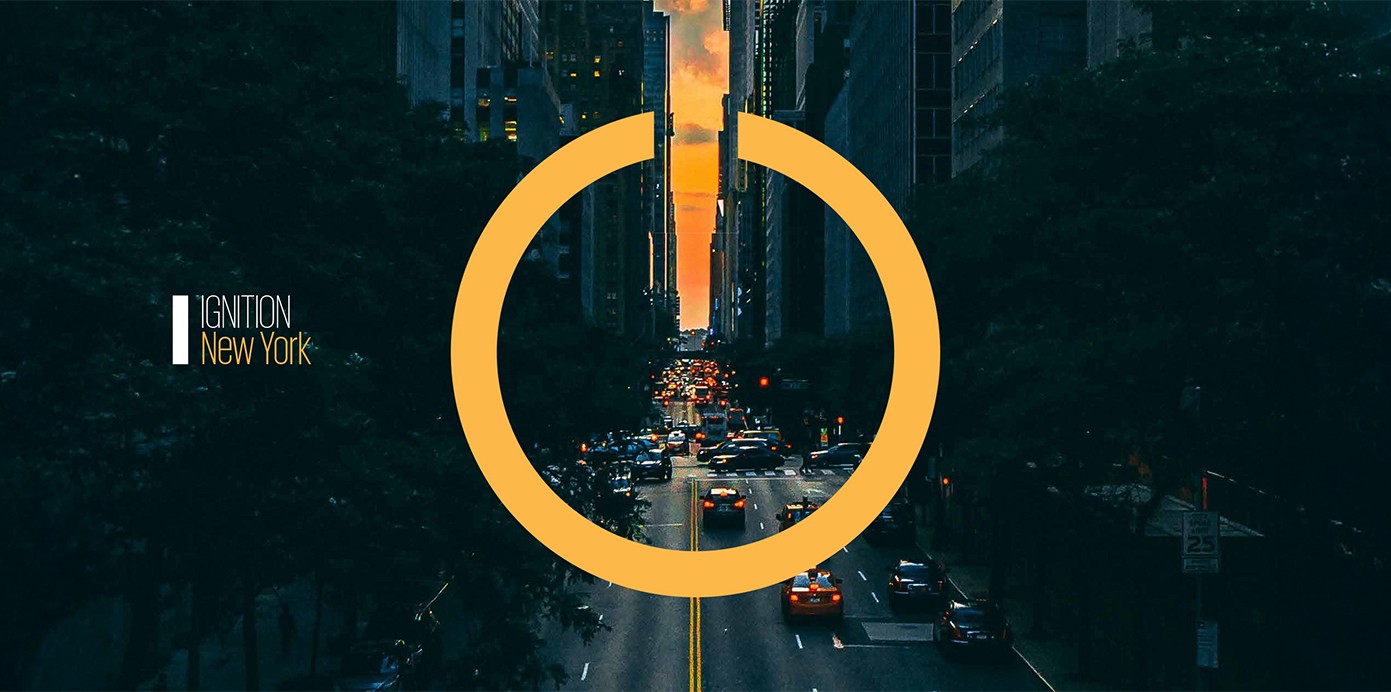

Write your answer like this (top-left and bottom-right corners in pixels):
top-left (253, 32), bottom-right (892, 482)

top-left (789, 594), bottom-right (799, 602)
top-left (831, 593), bottom-right (841, 602)
top-left (937, 580), bottom-right (945, 591)
top-left (702, 500), bottom-right (715, 509)
top-left (696, 432), bottom-right (706, 440)
top-left (733, 499), bottom-right (745, 508)
top-left (951, 624), bottom-right (963, 639)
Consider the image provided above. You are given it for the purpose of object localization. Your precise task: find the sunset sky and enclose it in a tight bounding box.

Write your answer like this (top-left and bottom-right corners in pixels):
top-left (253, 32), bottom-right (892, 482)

top-left (656, 0), bottom-right (727, 331)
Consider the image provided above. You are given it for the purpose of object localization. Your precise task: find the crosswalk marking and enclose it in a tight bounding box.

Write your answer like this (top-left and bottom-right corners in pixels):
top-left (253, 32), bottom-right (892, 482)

top-left (701, 468), bottom-right (853, 480)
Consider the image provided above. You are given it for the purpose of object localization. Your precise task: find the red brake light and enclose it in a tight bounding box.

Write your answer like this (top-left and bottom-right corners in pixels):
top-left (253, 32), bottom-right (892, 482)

top-left (831, 593), bottom-right (841, 602)
top-left (702, 499), bottom-right (715, 509)
top-left (789, 594), bottom-right (799, 602)
top-left (733, 499), bottom-right (746, 508)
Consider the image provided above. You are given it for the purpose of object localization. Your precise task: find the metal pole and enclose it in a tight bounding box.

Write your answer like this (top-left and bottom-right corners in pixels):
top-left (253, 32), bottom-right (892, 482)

top-left (1195, 574), bottom-right (1204, 691)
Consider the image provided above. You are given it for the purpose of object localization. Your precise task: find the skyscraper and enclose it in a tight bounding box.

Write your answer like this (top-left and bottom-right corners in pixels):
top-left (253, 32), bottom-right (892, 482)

top-left (644, 5), bottom-right (677, 336)
top-left (715, 0), bottom-right (764, 344)
top-left (822, 0), bottom-right (950, 337)
top-left (951, 0), bottom-right (1086, 175)
top-left (543, 0), bottom-right (655, 336)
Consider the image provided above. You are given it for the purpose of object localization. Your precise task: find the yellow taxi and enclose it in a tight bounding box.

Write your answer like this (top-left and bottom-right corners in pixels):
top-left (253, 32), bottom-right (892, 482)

top-left (780, 568), bottom-right (844, 622)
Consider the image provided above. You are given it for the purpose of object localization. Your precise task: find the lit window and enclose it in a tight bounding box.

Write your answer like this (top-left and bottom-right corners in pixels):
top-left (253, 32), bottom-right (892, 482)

top-left (594, 70), bottom-right (601, 77)
top-left (594, 56), bottom-right (602, 64)
top-left (569, 72), bottom-right (577, 78)
top-left (503, 95), bottom-right (517, 102)
top-left (477, 98), bottom-right (491, 107)
top-left (507, 133), bottom-right (518, 142)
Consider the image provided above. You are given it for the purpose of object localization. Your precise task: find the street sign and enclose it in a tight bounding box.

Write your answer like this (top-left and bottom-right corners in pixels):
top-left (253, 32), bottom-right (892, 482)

top-left (1182, 511), bottom-right (1221, 573)
top-left (780, 378), bottom-right (810, 391)
top-left (1196, 620), bottom-right (1219, 669)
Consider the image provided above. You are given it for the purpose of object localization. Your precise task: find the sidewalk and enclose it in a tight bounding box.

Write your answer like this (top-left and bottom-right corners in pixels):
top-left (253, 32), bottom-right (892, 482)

top-left (913, 525), bottom-right (1111, 692)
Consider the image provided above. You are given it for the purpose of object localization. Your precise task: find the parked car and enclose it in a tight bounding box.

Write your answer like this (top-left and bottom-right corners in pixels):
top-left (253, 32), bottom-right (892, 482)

top-left (935, 599), bottom-right (1012, 657)
top-left (887, 559), bottom-right (947, 610)
top-left (864, 500), bottom-right (915, 545)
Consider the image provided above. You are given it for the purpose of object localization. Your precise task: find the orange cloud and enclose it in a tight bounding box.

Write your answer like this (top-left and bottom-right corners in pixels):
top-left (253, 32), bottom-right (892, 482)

top-left (657, 2), bottom-right (727, 329)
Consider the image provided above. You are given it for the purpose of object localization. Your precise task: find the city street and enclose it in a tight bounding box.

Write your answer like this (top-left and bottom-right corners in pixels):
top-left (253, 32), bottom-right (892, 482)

top-left (539, 452), bottom-right (1046, 691)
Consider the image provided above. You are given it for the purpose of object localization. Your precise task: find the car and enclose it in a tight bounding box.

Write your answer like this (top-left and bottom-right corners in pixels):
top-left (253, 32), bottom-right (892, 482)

top-left (741, 429), bottom-right (785, 453)
top-left (701, 486), bottom-right (746, 528)
top-left (709, 445), bottom-right (783, 473)
top-left (632, 449), bottom-right (673, 481)
top-left (864, 500), bottom-right (916, 544)
top-left (701, 413), bottom-right (728, 440)
top-left (777, 498), bottom-right (819, 531)
top-left (887, 559), bottom-right (947, 610)
top-left (696, 437), bottom-right (770, 463)
top-left (339, 602), bottom-right (443, 690)
top-left (935, 599), bottom-right (1012, 656)
top-left (335, 639), bottom-right (415, 691)
top-left (803, 442), bottom-right (866, 469)
top-left (610, 476), bottom-right (635, 499)
top-left (666, 430), bottom-right (689, 454)
top-left (780, 568), bottom-right (844, 622)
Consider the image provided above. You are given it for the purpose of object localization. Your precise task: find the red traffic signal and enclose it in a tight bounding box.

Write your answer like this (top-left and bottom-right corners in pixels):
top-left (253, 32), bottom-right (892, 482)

top-left (835, 416), bottom-right (845, 426)
top-left (758, 376), bottom-right (770, 388)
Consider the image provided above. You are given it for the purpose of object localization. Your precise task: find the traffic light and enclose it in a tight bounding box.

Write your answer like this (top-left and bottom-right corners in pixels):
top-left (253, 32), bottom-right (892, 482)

top-left (835, 415), bottom-right (845, 426)
top-left (758, 375), bottom-right (770, 388)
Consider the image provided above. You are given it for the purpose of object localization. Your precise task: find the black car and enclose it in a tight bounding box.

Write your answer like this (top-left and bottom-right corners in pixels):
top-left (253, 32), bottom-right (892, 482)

top-left (697, 437), bottom-right (770, 463)
top-left (709, 445), bottom-right (783, 473)
top-left (887, 559), bottom-right (947, 610)
top-left (336, 603), bottom-right (443, 690)
top-left (335, 639), bottom-right (415, 691)
top-left (864, 501), bottom-right (916, 544)
top-left (935, 599), bottom-right (1012, 657)
top-left (632, 449), bottom-right (673, 481)
top-left (701, 486), bottom-right (746, 528)
top-left (803, 442), bottom-right (867, 469)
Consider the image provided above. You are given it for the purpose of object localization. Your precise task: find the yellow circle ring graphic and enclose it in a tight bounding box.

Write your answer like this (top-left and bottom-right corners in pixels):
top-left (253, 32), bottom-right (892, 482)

top-left (452, 112), bottom-right (940, 598)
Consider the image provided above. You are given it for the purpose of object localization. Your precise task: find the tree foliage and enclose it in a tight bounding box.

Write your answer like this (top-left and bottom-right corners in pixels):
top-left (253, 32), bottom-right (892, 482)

top-left (912, 1), bottom-right (1391, 537)
top-left (0, 3), bottom-right (645, 688)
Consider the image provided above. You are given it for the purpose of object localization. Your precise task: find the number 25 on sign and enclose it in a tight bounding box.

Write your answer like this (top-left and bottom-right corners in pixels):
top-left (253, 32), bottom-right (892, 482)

top-left (1182, 511), bottom-right (1221, 574)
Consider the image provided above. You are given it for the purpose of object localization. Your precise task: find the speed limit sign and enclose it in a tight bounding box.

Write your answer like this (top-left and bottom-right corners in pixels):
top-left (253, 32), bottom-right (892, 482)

top-left (1182, 511), bottom-right (1220, 573)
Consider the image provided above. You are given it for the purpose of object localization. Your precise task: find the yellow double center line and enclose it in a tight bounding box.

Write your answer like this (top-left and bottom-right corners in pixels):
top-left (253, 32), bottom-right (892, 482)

top-left (688, 481), bottom-right (703, 691)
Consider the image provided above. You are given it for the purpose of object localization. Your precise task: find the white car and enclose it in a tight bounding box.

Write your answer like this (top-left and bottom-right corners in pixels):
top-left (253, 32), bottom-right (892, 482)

top-left (666, 430), bottom-right (689, 453)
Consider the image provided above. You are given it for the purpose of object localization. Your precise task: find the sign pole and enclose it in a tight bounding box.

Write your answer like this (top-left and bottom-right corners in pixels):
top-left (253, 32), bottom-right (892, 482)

top-left (1195, 573), bottom-right (1204, 691)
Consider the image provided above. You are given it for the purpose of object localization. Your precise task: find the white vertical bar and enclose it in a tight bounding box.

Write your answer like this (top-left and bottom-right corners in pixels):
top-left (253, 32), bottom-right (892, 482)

top-left (172, 295), bottom-right (189, 365)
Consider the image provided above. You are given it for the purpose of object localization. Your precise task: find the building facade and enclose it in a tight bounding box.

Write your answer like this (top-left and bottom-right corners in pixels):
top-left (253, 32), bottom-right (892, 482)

top-left (543, 0), bottom-right (657, 336)
top-left (952, 0), bottom-right (1087, 175)
top-left (821, 0), bottom-right (950, 337)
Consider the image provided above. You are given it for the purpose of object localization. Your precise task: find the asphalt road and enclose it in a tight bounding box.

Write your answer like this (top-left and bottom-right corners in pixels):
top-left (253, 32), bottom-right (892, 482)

top-left (539, 452), bottom-right (1047, 692)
